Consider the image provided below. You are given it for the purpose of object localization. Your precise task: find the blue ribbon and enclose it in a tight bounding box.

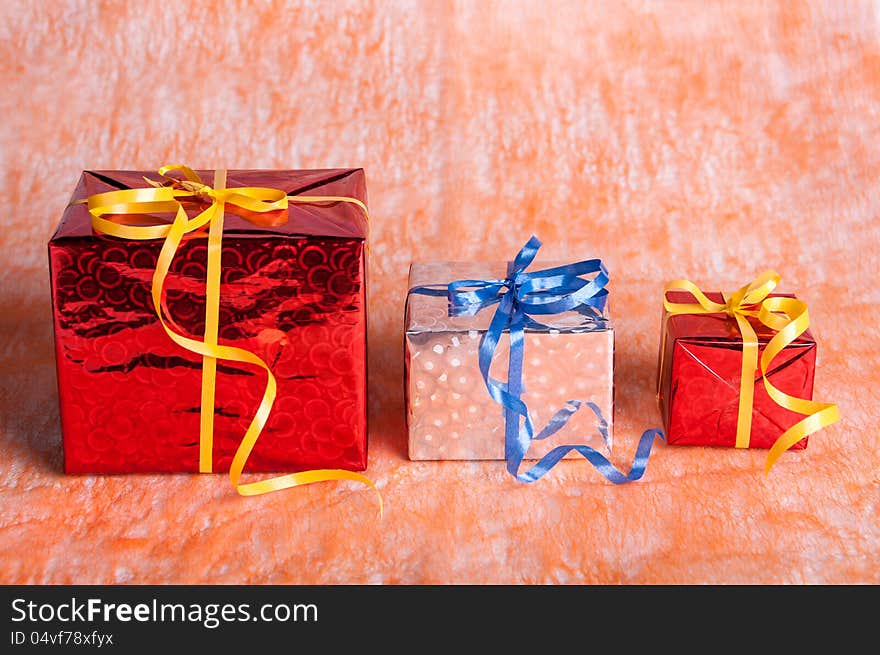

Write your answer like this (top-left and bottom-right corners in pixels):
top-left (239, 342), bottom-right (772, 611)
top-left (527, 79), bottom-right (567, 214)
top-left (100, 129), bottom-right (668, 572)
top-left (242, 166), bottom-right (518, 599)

top-left (411, 236), bottom-right (663, 484)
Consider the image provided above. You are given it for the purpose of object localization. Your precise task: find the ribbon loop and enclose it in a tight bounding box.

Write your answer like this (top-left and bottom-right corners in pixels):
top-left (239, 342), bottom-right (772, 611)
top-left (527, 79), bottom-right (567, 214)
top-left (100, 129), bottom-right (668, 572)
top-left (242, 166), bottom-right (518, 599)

top-left (158, 164), bottom-right (202, 182)
top-left (86, 166), bottom-right (380, 514)
top-left (661, 271), bottom-right (838, 469)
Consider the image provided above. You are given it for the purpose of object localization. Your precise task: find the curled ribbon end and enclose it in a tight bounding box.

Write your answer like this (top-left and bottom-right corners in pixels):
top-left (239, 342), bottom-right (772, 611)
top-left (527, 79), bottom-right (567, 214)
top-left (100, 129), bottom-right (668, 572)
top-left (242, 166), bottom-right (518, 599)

top-left (359, 474), bottom-right (383, 519)
top-left (234, 469), bottom-right (383, 518)
top-left (334, 471), bottom-right (384, 519)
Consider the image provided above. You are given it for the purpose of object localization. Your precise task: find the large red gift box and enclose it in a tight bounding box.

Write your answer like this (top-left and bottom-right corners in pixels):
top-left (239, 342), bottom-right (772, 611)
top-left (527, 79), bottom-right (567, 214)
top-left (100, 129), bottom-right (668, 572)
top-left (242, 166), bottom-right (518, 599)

top-left (657, 290), bottom-right (816, 449)
top-left (49, 169), bottom-right (368, 474)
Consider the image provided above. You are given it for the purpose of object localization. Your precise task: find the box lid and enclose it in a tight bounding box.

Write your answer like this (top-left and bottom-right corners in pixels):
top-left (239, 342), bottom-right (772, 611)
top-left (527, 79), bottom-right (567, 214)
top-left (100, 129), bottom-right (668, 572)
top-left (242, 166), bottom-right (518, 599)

top-left (664, 290), bottom-right (815, 345)
top-left (406, 261), bottom-right (612, 333)
top-left (51, 168), bottom-right (368, 242)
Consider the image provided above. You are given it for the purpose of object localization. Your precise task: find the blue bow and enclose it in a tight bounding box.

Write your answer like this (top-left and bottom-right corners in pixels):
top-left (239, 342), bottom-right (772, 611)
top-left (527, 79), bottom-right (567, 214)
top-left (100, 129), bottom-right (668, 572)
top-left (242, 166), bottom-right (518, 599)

top-left (412, 236), bottom-right (663, 484)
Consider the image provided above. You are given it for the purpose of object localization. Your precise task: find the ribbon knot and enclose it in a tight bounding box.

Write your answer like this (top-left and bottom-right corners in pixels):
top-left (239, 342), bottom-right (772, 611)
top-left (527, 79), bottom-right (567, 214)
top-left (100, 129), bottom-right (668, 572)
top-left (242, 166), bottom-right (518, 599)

top-left (724, 297), bottom-right (742, 318)
top-left (412, 236), bottom-right (663, 484)
top-left (145, 170), bottom-right (218, 200)
top-left (194, 184), bottom-right (222, 203)
top-left (446, 237), bottom-right (612, 323)
top-left (662, 270), bottom-right (839, 471)
top-left (179, 179), bottom-right (212, 194)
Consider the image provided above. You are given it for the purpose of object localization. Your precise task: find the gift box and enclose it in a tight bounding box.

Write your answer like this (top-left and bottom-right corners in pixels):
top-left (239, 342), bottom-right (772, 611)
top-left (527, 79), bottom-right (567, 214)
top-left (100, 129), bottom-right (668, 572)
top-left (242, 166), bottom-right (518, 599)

top-left (405, 260), bottom-right (613, 461)
top-left (656, 272), bottom-right (838, 467)
top-left (49, 167), bottom-right (369, 476)
top-left (658, 291), bottom-right (814, 449)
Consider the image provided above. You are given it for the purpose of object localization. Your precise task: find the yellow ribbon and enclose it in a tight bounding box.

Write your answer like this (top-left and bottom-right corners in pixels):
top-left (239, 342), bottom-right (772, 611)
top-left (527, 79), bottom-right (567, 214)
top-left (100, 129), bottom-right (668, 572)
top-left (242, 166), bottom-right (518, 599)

top-left (662, 271), bottom-right (839, 471)
top-left (85, 165), bottom-right (381, 514)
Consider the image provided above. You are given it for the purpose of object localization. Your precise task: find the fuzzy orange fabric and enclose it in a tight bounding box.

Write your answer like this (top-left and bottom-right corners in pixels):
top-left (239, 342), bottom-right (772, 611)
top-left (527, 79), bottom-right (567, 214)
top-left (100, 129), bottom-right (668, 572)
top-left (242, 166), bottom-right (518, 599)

top-left (0, 1), bottom-right (877, 584)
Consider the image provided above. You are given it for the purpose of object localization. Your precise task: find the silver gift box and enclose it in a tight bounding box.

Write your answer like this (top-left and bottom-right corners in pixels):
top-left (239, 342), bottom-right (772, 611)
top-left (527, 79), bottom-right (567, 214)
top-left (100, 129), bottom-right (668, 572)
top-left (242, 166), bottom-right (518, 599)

top-left (405, 261), bottom-right (614, 461)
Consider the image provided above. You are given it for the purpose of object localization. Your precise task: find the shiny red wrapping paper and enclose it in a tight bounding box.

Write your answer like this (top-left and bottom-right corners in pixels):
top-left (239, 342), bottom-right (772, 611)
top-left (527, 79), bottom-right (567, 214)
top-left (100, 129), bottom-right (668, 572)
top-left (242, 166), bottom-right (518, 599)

top-left (49, 169), bottom-right (368, 474)
top-left (657, 291), bottom-right (816, 449)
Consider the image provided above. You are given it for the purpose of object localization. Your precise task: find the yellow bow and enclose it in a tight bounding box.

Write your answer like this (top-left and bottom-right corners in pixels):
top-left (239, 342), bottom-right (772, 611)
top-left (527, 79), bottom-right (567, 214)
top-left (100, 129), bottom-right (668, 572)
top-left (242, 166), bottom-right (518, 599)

top-left (662, 271), bottom-right (839, 472)
top-left (86, 165), bottom-right (381, 514)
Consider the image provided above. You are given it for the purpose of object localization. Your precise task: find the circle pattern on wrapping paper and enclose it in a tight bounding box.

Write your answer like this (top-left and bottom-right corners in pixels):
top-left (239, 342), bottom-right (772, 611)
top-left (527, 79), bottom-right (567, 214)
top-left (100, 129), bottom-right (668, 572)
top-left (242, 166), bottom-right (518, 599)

top-left (298, 245), bottom-right (328, 268)
top-left (100, 341), bottom-right (127, 365)
top-left (106, 413), bottom-right (133, 440)
top-left (105, 286), bottom-right (128, 306)
top-left (311, 418), bottom-right (335, 443)
top-left (77, 276), bottom-right (100, 300)
top-left (278, 307), bottom-right (314, 330)
top-left (86, 427), bottom-right (113, 453)
top-left (329, 271), bottom-right (355, 296)
top-left (102, 246), bottom-right (128, 263)
top-left (332, 423), bottom-right (358, 448)
top-left (304, 398), bottom-right (330, 420)
top-left (329, 349), bottom-right (354, 375)
top-left (269, 411), bottom-right (296, 437)
top-left (307, 265), bottom-right (332, 289)
top-left (52, 235), bottom-right (367, 472)
top-left (180, 261), bottom-right (206, 280)
top-left (219, 324), bottom-right (243, 341)
top-left (76, 251), bottom-right (98, 275)
top-left (274, 244), bottom-right (297, 261)
top-left (246, 249), bottom-right (270, 273)
top-left (129, 283), bottom-right (150, 310)
top-left (54, 249), bottom-right (74, 270)
top-left (138, 399), bottom-right (167, 423)
top-left (221, 246), bottom-right (244, 268)
top-left (165, 286), bottom-right (187, 303)
top-left (308, 343), bottom-right (333, 369)
top-left (57, 269), bottom-right (78, 291)
top-left (168, 296), bottom-right (199, 322)
top-left (330, 246), bottom-right (355, 270)
top-left (317, 441), bottom-right (344, 460)
top-left (223, 268), bottom-right (247, 284)
top-left (130, 247), bottom-right (157, 270)
top-left (95, 263), bottom-right (122, 289)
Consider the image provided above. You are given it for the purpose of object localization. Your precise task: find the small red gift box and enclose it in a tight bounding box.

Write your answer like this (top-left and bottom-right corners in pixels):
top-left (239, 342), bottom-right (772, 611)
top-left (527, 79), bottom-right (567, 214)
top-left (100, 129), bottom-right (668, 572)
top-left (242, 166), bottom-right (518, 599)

top-left (49, 168), bottom-right (369, 475)
top-left (657, 290), bottom-right (816, 450)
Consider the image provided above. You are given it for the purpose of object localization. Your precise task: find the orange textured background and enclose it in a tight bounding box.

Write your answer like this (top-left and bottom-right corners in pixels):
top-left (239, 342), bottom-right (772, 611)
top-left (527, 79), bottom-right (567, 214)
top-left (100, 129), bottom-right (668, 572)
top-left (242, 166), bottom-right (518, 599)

top-left (1, 0), bottom-right (878, 584)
